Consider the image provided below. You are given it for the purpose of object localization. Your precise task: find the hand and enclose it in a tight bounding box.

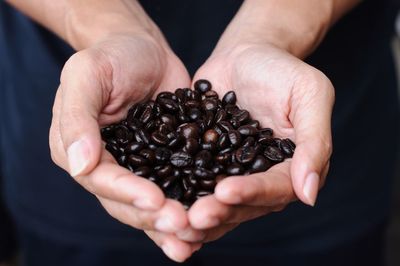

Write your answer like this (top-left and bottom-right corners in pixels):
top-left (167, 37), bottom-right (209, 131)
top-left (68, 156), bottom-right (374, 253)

top-left (185, 42), bottom-right (334, 241)
top-left (49, 33), bottom-right (201, 262)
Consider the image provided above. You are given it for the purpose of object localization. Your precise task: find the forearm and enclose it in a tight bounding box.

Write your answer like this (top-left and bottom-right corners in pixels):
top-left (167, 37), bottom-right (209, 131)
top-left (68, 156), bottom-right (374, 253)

top-left (218, 0), bottom-right (361, 58)
top-left (5, 0), bottom-right (163, 50)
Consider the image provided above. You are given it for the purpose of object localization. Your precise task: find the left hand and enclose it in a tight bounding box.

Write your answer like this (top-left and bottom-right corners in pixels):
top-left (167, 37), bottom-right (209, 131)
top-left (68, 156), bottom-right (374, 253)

top-left (183, 41), bottom-right (334, 241)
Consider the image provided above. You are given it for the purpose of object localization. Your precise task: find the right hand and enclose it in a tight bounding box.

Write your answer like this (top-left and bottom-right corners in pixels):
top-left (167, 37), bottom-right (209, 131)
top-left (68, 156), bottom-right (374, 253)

top-left (49, 33), bottom-right (202, 262)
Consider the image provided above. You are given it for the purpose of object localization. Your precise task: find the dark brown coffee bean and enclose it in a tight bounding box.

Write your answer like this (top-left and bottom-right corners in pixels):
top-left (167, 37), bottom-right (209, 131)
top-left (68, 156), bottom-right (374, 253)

top-left (191, 90), bottom-right (201, 101)
top-left (175, 88), bottom-right (185, 102)
top-left (157, 165), bottom-right (173, 178)
top-left (139, 104), bottom-right (153, 124)
top-left (196, 190), bottom-right (212, 199)
top-left (235, 146), bottom-right (256, 164)
top-left (234, 110), bottom-right (250, 123)
top-left (194, 79), bottom-right (212, 93)
top-left (247, 120), bottom-right (260, 129)
top-left (248, 155), bottom-right (271, 173)
top-left (127, 118), bottom-right (141, 131)
top-left (213, 124), bottom-right (223, 135)
top-left (225, 104), bottom-right (239, 115)
top-left (226, 163), bottom-right (244, 175)
top-left (219, 147), bottom-right (233, 154)
top-left (203, 129), bottom-right (219, 144)
top-left (173, 168), bottom-right (181, 177)
top-left (230, 118), bottom-right (241, 128)
top-left (165, 183), bottom-right (183, 201)
top-left (144, 120), bottom-right (157, 132)
top-left (201, 98), bottom-right (218, 112)
top-left (204, 111), bottom-right (214, 128)
top-left (127, 103), bottom-right (142, 119)
top-left (215, 153), bottom-right (231, 165)
top-left (200, 179), bottom-right (216, 190)
top-left (258, 135), bottom-right (274, 145)
top-left (204, 90), bottom-right (218, 99)
top-left (222, 91), bottom-right (236, 105)
top-left (157, 91), bottom-right (175, 101)
top-left (177, 123), bottom-right (200, 139)
top-left (228, 130), bottom-right (241, 147)
top-left (242, 137), bottom-right (255, 147)
top-left (151, 132), bottom-right (168, 146)
top-left (147, 175), bottom-right (159, 183)
top-left (125, 142), bottom-right (144, 154)
top-left (117, 155), bottom-right (127, 166)
top-left (160, 176), bottom-right (177, 190)
top-left (185, 100), bottom-right (200, 109)
top-left (187, 174), bottom-right (199, 187)
top-left (115, 125), bottom-right (132, 145)
top-left (211, 164), bottom-right (224, 175)
top-left (139, 149), bottom-right (156, 164)
top-left (158, 97), bottom-right (178, 112)
top-left (128, 154), bottom-right (148, 167)
top-left (170, 151), bottom-right (193, 168)
top-left (218, 121), bottom-right (234, 132)
top-left (155, 147), bottom-right (172, 163)
top-left (183, 138), bottom-right (199, 155)
top-left (160, 114), bottom-right (177, 128)
top-left (259, 128), bottom-right (273, 137)
top-left (136, 128), bottom-right (150, 145)
top-left (177, 111), bottom-right (190, 123)
top-left (183, 186), bottom-right (195, 200)
top-left (194, 150), bottom-right (212, 168)
top-left (217, 133), bottom-right (230, 149)
top-left (188, 108), bottom-right (202, 121)
top-left (238, 125), bottom-right (258, 136)
top-left (134, 166), bottom-right (151, 177)
top-left (194, 167), bottom-right (215, 180)
top-left (201, 142), bottom-right (217, 153)
top-left (264, 146), bottom-right (284, 162)
top-left (215, 109), bottom-right (227, 123)
top-left (101, 126), bottom-right (115, 140)
top-left (167, 134), bottom-right (184, 149)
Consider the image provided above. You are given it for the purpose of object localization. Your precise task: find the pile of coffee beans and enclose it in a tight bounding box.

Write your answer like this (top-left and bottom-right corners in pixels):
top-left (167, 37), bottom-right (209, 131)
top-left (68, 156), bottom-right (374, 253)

top-left (101, 80), bottom-right (295, 208)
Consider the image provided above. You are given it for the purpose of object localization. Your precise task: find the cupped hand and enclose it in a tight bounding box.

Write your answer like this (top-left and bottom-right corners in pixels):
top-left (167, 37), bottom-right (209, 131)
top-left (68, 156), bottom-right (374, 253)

top-left (185, 43), bottom-right (334, 241)
top-left (49, 33), bottom-right (200, 262)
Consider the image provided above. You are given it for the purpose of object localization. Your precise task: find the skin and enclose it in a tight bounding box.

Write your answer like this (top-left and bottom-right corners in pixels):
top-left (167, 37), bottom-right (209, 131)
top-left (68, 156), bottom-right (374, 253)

top-left (5, 0), bottom-right (360, 262)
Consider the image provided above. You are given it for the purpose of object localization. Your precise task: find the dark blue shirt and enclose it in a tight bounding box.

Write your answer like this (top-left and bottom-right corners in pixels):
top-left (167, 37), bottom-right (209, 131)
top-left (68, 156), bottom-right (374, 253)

top-left (0, 0), bottom-right (399, 254)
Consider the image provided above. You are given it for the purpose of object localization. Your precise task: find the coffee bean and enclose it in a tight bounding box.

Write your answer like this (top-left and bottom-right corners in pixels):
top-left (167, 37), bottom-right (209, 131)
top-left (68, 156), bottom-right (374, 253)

top-left (215, 153), bottom-right (231, 165)
top-left (201, 142), bottom-right (217, 153)
top-left (140, 104), bottom-right (153, 124)
top-left (194, 167), bottom-right (215, 180)
top-left (204, 90), bottom-right (218, 99)
top-left (158, 97), bottom-right (178, 112)
top-left (194, 150), bottom-right (213, 168)
top-left (170, 151), bottom-right (193, 168)
top-left (188, 108), bottom-right (202, 121)
top-left (157, 165), bottom-right (173, 178)
top-left (177, 123), bottom-right (200, 139)
top-left (115, 125), bottom-right (133, 145)
top-left (117, 155), bottom-right (127, 166)
top-left (226, 163), bottom-right (244, 175)
top-left (134, 166), bottom-right (151, 177)
top-left (151, 132), bottom-right (168, 146)
top-left (155, 147), bottom-right (172, 163)
top-left (218, 121), bottom-right (234, 132)
top-left (235, 146), bottom-right (256, 164)
top-left (200, 179), bottom-right (216, 190)
top-left (202, 98), bottom-right (218, 112)
top-left (217, 133), bottom-right (230, 149)
top-left (196, 190), bottom-right (212, 199)
top-left (211, 164), bottom-right (225, 175)
top-left (101, 126), bottom-right (115, 140)
top-left (222, 91), bottom-right (236, 105)
top-left (264, 146), bottom-right (284, 162)
top-left (160, 114), bottom-right (177, 128)
top-left (248, 155), bottom-right (271, 173)
top-left (228, 130), bottom-right (241, 147)
top-left (203, 129), bottom-right (219, 144)
top-left (139, 149), bottom-right (156, 164)
top-left (124, 142), bottom-right (143, 154)
top-left (194, 79), bottom-right (212, 93)
top-left (242, 137), bottom-right (255, 147)
top-left (238, 125), bottom-right (258, 136)
top-left (128, 154), bottom-right (148, 167)
top-left (215, 109), bottom-right (227, 123)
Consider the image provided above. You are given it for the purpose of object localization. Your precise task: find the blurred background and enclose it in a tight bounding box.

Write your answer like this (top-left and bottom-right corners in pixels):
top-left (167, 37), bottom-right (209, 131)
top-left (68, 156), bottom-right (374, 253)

top-left (386, 13), bottom-right (400, 265)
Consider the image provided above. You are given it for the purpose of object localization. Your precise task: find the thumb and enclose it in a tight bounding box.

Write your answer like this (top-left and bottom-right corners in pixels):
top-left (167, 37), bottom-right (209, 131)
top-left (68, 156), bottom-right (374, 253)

top-left (289, 71), bottom-right (334, 206)
top-left (59, 52), bottom-right (107, 177)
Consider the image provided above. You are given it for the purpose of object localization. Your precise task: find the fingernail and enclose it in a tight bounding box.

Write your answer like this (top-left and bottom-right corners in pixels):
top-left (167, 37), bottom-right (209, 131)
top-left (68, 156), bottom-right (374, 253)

top-left (303, 172), bottom-right (319, 206)
top-left (176, 227), bottom-right (205, 242)
top-left (133, 198), bottom-right (158, 210)
top-left (67, 139), bottom-right (90, 177)
top-left (155, 215), bottom-right (178, 233)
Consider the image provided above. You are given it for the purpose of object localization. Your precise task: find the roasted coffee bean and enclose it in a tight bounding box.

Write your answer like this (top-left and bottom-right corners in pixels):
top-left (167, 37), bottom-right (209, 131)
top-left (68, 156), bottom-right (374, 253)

top-left (157, 165), bottom-right (173, 178)
top-left (228, 130), bottom-right (241, 147)
top-left (183, 138), bottom-right (199, 155)
top-left (201, 142), bottom-right (217, 153)
top-left (177, 123), bottom-right (200, 139)
top-left (151, 132), bottom-right (168, 146)
top-left (134, 166), bottom-right (151, 177)
top-left (188, 108), bottom-right (202, 121)
top-left (203, 129), bottom-right (219, 144)
top-left (158, 97), bottom-right (178, 112)
top-left (128, 154), bottom-right (148, 167)
top-left (194, 150), bottom-right (213, 168)
top-left (201, 98), bottom-right (218, 112)
top-left (155, 147), bottom-right (172, 163)
top-left (248, 155), bottom-right (271, 173)
top-left (222, 91), bottom-right (236, 105)
top-left (238, 125), bottom-right (258, 136)
top-left (139, 104), bottom-right (153, 124)
top-left (235, 146), bottom-right (256, 164)
top-left (170, 151), bottom-right (193, 168)
top-left (101, 79), bottom-right (296, 207)
top-left (226, 163), bottom-right (244, 175)
top-left (139, 149), bottom-right (156, 164)
top-left (194, 79), bottom-right (212, 93)
top-left (217, 133), bottom-right (230, 149)
top-left (200, 179), bottom-right (216, 190)
top-left (264, 146), bottom-right (284, 162)
top-left (196, 190), bottom-right (212, 199)
top-left (194, 167), bottom-right (215, 180)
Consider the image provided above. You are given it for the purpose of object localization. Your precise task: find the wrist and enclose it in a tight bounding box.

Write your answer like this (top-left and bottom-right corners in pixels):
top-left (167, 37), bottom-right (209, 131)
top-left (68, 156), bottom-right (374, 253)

top-left (64, 0), bottom-right (166, 51)
top-left (216, 0), bottom-right (334, 59)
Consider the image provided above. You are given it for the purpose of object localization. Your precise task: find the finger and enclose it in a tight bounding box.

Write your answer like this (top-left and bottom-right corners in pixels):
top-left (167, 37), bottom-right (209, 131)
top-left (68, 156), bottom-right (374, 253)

top-left (145, 230), bottom-right (202, 262)
top-left (75, 148), bottom-right (164, 210)
top-left (58, 51), bottom-right (108, 177)
top-left (188, 195), bottom-right (272, 230)
top-left (289, 68), bottom-right (334, 206)
top-left (202, 223), bottom-right (239, 243)
top-left (98, 197), bottom-right (188, 233)
top-left (49, 88), bottom-right (68, 167)
top-left (215, 161), bottom-right (296, 206)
